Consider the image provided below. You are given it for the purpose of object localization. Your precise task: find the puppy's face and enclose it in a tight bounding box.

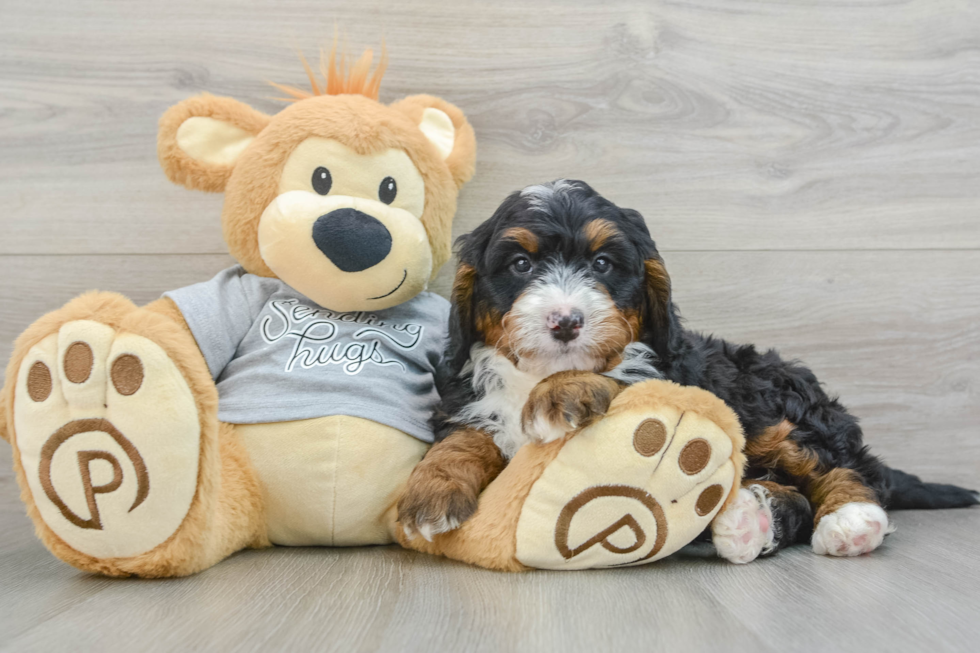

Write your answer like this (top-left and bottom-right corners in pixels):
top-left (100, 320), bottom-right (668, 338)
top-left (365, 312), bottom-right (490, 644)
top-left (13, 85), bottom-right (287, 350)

top-left (452, 180), bottom-right (673, 374)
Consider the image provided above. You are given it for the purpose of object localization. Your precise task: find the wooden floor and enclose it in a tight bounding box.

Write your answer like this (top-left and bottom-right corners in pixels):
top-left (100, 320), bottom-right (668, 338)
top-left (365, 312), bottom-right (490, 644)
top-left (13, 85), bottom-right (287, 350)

top-left (1, 0), bottom-right (978, 651)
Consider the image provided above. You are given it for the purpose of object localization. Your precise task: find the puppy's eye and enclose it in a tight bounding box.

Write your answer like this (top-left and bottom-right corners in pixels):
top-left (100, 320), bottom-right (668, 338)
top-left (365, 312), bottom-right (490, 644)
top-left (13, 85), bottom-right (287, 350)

top-left (312, 167), bottom-right (332, 195)
top-left (593, 256), bottom-right (613, 274)
top-left (379, 176), bottom-right (397, 204)
top-left (511, 256), bottom-right (533, 275)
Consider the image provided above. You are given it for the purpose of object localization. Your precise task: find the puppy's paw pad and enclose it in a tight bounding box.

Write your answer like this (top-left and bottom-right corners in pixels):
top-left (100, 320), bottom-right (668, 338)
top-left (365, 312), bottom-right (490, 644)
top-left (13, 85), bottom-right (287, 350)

top-left (712, 486), bottom-right (774, 564)
top-left (812, 502), bottom-right (889, 557)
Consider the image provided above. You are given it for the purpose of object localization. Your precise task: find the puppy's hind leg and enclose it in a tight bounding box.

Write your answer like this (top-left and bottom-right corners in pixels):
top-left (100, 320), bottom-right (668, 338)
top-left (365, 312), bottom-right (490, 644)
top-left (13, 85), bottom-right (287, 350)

top-left (809, 468), bottom-right (893, 557)
top-left (744, 420), bottom-right (893, 557)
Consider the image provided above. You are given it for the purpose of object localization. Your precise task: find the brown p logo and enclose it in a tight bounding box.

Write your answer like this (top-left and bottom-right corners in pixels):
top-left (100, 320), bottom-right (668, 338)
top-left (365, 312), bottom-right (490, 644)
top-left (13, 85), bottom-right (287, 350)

top-left (38, 418), bottom-right (149, 530)
top-left (554, 485), bottom-right (667, 563)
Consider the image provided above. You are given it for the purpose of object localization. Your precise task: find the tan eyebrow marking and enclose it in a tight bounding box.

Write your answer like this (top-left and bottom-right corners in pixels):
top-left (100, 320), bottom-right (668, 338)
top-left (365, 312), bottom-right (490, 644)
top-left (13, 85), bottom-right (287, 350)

top-left (584, 219), bottom-right (619, 251)
top-left (502, 227), bottom-right (539, 253)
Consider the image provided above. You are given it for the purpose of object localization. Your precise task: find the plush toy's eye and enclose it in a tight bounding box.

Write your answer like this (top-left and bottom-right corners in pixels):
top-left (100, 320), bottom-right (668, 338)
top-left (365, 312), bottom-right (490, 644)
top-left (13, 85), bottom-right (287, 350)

top-left (511, 256), bottom-right (533, 275)
top-left (312, 167), bottom-right (332, 195)
top-left (379, 176), bottom-right (397, 204)
top-left (593, 256), bottom-right (613, 274)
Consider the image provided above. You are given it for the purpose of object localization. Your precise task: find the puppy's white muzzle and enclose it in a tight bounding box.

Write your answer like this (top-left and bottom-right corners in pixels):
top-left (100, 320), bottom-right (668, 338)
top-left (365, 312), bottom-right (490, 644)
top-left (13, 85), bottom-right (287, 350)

top-left (509, 264), bottom-right (617, 368)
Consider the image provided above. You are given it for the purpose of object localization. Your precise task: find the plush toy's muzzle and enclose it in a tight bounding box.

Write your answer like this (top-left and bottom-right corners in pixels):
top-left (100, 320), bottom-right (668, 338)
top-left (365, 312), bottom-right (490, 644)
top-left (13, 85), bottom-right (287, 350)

top-left (258, 191), bottom-right (433, 311)
top-left (311, 208), bottom-right (392, 272)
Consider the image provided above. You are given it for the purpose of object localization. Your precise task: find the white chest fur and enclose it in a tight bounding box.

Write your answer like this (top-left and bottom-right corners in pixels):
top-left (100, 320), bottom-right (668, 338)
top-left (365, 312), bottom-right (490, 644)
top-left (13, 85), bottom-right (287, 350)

top-left (454, 342), bottom-right (662, 460)
top-left (454, 345), bottom-right (600, 459)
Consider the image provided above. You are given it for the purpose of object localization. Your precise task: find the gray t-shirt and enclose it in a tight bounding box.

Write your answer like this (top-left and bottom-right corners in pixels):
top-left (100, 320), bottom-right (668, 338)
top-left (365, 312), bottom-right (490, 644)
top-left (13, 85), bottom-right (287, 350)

top-left (164, 266), bottom-right (449, 442)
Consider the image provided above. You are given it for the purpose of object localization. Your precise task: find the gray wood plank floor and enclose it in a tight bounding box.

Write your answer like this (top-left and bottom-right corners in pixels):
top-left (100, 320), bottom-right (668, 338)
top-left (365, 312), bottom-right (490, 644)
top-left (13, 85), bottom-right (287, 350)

top-left (1, 0), bottom-right (978, 651)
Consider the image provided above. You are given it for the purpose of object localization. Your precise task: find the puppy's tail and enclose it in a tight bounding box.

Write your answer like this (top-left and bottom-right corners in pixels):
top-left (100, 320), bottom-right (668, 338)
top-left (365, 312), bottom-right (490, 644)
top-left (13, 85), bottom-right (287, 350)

top-left (884, 467), bottom-right (979, 510)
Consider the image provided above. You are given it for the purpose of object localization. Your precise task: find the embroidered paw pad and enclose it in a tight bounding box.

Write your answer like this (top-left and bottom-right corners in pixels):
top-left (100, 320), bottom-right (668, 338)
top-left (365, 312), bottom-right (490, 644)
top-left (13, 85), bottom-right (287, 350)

top-left (13, 320), bottom-right (201, 559)
top-left (514, 392), bottom-right (738, 569)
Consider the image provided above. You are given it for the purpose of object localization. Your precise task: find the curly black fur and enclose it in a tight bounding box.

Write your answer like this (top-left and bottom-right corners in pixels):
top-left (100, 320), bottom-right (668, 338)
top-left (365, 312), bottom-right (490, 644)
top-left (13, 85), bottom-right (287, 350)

top-left (435, 179), bottom-right (978, 515)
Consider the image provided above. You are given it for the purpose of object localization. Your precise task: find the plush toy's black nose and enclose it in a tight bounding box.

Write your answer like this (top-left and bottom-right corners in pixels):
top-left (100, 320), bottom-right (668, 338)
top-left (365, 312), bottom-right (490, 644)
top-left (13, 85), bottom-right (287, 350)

top-left (312, 209), bottom-right (392, 272)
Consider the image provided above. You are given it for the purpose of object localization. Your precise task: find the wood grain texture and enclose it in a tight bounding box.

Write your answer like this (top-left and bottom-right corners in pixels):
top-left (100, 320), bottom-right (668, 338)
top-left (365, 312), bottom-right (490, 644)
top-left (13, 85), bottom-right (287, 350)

top-left (1, 0), bottom-right (979, 254)
top-left (1, 0), bottom-right (978, 650)
top-left (1, 434), bottom-right (978, 653)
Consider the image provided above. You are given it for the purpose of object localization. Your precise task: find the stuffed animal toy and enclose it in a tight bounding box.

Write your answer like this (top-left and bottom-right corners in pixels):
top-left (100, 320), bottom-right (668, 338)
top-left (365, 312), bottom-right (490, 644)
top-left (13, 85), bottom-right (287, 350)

top-left (0, 45), bottom-right (477, 577)
top-left (1, 44), bottom-right (744, 577)
top-left (398, 379), bottom-right (746, 570)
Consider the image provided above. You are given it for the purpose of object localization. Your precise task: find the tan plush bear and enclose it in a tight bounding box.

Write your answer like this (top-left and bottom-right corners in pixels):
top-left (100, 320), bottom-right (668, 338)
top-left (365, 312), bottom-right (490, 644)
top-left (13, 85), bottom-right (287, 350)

top-left (0, 46), bottom-right (476, 577)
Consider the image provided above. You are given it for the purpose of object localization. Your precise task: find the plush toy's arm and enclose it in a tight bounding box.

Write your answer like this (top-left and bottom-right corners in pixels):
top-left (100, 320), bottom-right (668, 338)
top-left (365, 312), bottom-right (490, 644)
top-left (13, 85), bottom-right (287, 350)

top-left (146, 268), bottom-right (279, 383)
top-left (143, 297), bottom-right (194, 336)
top-left (139, 297), bottom-right (222, 388)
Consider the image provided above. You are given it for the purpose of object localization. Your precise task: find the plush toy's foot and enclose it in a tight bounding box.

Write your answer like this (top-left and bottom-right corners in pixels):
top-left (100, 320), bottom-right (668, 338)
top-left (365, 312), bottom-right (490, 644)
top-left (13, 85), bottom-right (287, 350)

top-left (515, 382), bottom-right (743, 569)
top-left (5, 293), bottom-right (265, 577)
top-left (399, 379), bottom-right (745, 571)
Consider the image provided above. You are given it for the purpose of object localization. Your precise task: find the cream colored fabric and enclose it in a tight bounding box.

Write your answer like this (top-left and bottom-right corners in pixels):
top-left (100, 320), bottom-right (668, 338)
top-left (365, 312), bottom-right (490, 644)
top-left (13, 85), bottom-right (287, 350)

top-left (278, 137), bottom-right (425, 218)
top-left (176, 116), bottom-right (255, 166)
top-left (264, 137), bottom-right (432, 311)
top-left (418, 108), bottom-right (455, 160)
top-left (258, 191), bottom-right (432, 312)
top-left (238, 415), bottom-right (427, 546)
top-left (515, 405), bottom-right (736, 570)
top-left (14, 323), bottom-right (201, 559)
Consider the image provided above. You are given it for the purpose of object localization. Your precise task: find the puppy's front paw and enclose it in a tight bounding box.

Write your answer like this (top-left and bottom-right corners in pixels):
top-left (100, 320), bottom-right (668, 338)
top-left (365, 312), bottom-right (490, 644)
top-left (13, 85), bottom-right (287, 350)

top-left (521, 371), bottom-right (622, 444)
top-left (397, 478), bottom-right (477, 542)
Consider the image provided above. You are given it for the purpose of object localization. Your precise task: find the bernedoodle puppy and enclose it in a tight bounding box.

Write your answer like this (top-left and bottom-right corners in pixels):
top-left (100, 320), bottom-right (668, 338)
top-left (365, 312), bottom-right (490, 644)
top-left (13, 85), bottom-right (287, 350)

top-left (398, 179), bottom-right (977, 563)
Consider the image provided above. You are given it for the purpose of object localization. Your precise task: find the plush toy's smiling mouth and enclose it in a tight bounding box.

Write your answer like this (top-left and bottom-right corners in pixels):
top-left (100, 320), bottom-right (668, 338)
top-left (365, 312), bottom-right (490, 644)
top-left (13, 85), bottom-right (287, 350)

top-left (368, 269), bottom-right (408, 300)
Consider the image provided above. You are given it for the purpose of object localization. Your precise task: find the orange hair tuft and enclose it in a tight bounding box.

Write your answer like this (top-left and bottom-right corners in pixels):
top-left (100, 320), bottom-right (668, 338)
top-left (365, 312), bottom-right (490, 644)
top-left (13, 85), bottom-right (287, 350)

top-left (270, 40), bottom-right (388, 102)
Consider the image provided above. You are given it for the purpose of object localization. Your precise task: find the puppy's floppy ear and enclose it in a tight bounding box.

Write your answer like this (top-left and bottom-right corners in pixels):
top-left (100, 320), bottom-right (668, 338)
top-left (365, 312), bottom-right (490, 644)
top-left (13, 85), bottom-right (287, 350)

top-left (446, 256), bottom-right (479, 376)
top-left (158, 94), bottom-right (271, 193)
top-left (389, 94), bottom-right (477, 189)
top-left (444, 193), bottom-right (520, 375)
top-left (643, 254), bottom-right (675, 362)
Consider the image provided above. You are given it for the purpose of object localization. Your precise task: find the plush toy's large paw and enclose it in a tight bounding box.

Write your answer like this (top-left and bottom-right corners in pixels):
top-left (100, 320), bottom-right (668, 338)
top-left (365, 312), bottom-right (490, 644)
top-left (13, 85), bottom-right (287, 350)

top-left (514, 381), bottom-right (743, 569)
top-left (12, 320), bottom-right (201, 559)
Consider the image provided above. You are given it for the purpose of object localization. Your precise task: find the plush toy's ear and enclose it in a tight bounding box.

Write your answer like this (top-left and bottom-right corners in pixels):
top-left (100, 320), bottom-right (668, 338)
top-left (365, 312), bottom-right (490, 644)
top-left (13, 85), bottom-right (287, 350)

top-left (158, 94), bottom-right (271, 193)
top-left (390, 94), bottom-right (477, 189)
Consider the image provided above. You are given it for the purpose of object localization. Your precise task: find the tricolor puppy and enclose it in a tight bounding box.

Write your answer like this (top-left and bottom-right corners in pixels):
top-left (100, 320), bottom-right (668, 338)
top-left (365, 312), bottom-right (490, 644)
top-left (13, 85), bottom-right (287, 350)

top-left (398, 179), bottom-right (978, 562)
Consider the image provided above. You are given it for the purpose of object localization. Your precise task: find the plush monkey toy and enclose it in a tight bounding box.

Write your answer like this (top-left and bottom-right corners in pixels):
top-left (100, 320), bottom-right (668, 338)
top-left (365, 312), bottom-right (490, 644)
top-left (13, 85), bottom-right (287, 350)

top-left (0, 46), bottom-right (476, 577)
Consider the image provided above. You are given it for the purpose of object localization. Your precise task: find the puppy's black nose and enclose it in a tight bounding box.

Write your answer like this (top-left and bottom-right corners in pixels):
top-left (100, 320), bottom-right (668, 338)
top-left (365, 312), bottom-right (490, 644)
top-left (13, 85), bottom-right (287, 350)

top-left (312, 208), bottom-right (392, 272)
top-left (548, 309), bottom-right (584, 343)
